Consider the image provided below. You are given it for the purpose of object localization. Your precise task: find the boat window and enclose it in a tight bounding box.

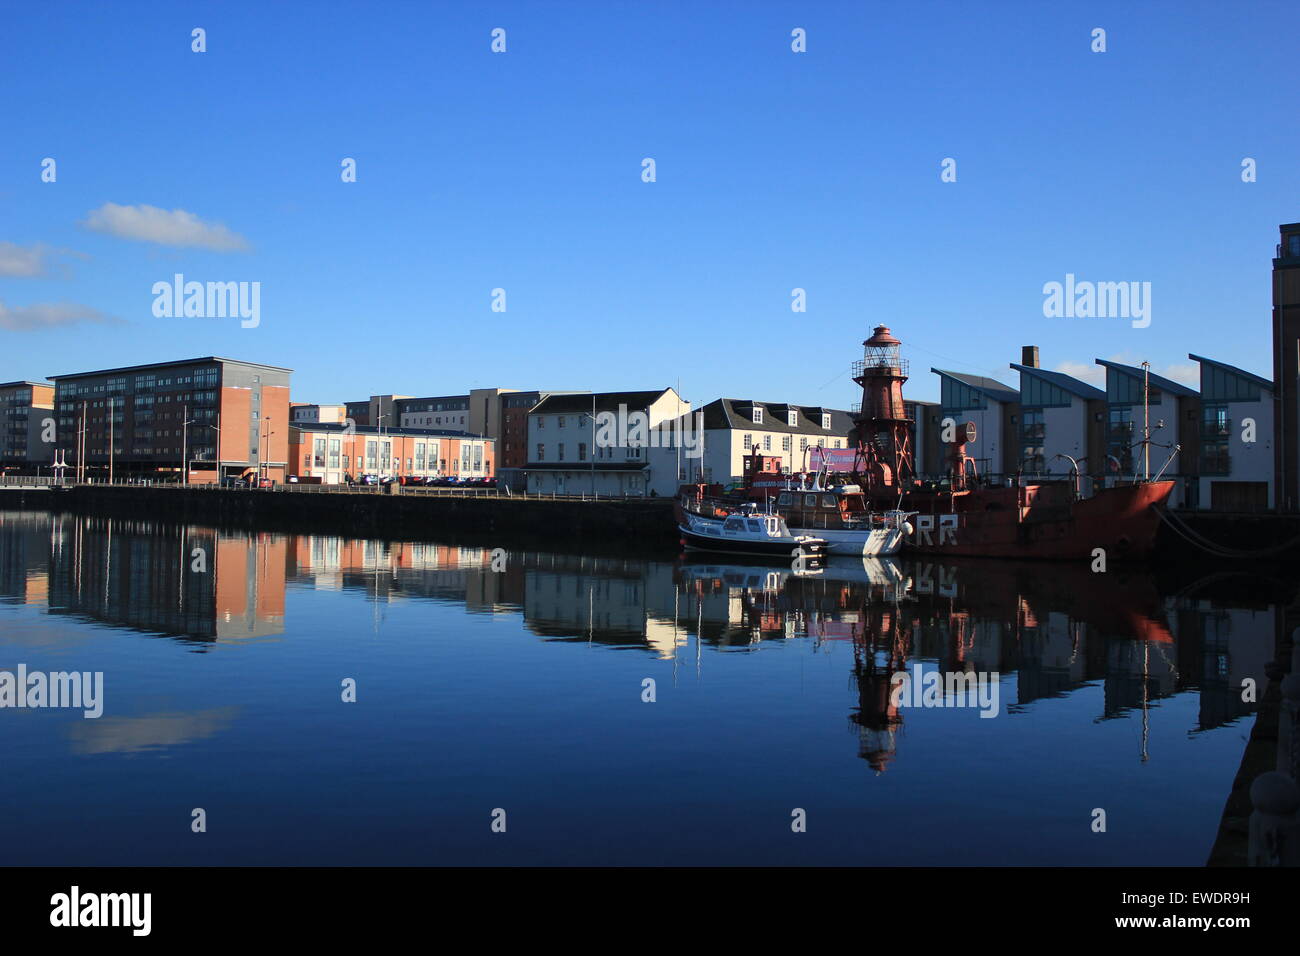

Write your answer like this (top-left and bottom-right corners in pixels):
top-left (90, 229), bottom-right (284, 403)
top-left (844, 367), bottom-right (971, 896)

top-left (723, 517), bottom-right (745, 532)
top-left (778, 493), bottom-right (792, 506)
top-left (821, 495), bottom-right (836, 508)
top-left (766, 518), bottom-right (778, 535)
top-left (804, 495), bottom-right (817, 507)
top-left (746, 519), bottom-right (763, 533)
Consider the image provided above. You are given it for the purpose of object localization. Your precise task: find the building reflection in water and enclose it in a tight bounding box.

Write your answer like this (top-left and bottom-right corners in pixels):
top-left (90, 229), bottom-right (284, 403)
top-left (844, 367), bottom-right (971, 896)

top-left (0, 510), bottom-right (1287, 771)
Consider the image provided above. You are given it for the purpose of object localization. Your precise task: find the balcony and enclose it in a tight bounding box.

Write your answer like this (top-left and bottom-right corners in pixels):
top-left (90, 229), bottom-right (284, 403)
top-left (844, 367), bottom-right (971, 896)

top-left (850, 358), bottom-right (909, 381)
top-left (1200, 420), bottom-right (1231, 440)
top-left (1200, 453), bottom-right (1231, 477)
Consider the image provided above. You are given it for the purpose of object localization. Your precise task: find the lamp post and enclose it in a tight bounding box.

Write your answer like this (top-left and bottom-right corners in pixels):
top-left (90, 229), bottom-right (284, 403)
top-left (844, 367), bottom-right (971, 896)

top-left (180, 403), bottom-right (194, 486)
top-left (260, 416), bottom-right (271, 486)
top-left (199, 421), bottom-right (222, 484)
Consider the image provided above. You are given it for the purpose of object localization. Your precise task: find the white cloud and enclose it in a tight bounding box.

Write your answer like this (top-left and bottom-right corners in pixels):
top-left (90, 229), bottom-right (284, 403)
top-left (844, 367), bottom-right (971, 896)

top-left (1053, 360), bottom-right (1105, 386)
top-left (0, 241), bottom-right (51, 277)
top-left (81, 202), bottom-right (250, 252)
top-left (0, 241), bottom-right (85, 277)
top-left (0, 300), bottom-right (119, 331)
top-left (1158, 363), bottom-right (1199, 387)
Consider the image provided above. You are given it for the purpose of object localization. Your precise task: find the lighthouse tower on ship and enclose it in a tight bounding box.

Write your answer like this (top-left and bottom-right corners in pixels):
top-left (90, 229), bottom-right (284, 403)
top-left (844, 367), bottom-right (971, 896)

top-left (850, 326), bottom-right (915, 493)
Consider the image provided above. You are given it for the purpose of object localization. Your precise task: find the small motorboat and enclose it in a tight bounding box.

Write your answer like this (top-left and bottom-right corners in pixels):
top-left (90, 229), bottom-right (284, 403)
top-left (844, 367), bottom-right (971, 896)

top-left (678, 504), bottom-right (828, 565)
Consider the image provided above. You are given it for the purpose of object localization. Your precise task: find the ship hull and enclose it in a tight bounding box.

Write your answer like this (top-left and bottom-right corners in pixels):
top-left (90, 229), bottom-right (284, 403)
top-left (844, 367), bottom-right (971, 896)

top-left (897, 480), bottom-right (1173, 560)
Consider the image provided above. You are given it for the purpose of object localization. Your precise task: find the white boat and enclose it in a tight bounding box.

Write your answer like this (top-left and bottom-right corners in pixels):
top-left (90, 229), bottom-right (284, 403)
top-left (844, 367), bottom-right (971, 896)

top-left (770, 485), bottom-right (912, 557)
top-left (678, 504), bottom-right (828, 564)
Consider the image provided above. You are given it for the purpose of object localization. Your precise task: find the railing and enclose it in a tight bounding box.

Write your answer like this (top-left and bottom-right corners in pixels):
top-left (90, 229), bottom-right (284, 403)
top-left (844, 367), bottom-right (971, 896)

top-left (0, 475), bottom-right (665, 502)
top-left (850, 358), bottom-right (909, 380)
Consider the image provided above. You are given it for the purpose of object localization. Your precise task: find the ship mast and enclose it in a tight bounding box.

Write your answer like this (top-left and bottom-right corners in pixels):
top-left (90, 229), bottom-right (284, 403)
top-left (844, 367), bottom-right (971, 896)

top-left (850, 326), bottom-right (915, 494)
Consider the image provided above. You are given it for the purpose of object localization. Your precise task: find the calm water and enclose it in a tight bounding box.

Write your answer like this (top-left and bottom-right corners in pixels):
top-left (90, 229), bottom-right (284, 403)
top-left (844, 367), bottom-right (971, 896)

top-left (0, 509), bottom-right (1282, 866)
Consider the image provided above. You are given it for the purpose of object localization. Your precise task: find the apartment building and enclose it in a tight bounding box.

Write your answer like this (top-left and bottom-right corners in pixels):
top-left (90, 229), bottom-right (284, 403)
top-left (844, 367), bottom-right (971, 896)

top-left (288, 422), bottom-right (494, 484)
top-left (48, 357), bottom-right (292, 482)
top-left (1190, 354), bottom-right (1274, 511)
top-left (0, 381), bottom-right (55, 472)
top-left (1095, 359), bottom-right (1200, 507)
top-left (932, 368), bottom-right (1020, 477)
top-left (291, 403), bottom-right (347, 425)
top-left (525, 388), bottom-right (688, 495)
top-left (1009, 350), bottom-right (1106, 480)
top-left (645, 398), bottom-right (854, 495)
top-left (1273, 221), bottom-right (1300, 512)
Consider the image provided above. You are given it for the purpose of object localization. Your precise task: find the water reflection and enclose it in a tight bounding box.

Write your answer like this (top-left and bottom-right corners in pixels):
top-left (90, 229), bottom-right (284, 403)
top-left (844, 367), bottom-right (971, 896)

top-left (0, 510), bottom-right (1282, 766)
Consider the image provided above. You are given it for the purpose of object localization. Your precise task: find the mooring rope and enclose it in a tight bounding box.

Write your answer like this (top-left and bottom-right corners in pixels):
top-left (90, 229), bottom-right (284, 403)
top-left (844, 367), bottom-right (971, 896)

top-left (1156, 507), bottom-right (1300, 559)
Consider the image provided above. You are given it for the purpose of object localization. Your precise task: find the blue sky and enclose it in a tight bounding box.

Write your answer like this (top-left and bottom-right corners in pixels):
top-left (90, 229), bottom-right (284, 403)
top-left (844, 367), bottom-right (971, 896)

top-left (1, 0), bottom-right (1296, 407)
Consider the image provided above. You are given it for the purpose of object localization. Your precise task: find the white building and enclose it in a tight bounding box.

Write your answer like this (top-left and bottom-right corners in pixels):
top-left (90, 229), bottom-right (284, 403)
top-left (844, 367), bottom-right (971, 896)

top-left (525, 388), bottom-right (689, 495)
top-left (645, 398), bottom-right (854, 496)
top-left (1190, 353), bottom-right (1274, 511)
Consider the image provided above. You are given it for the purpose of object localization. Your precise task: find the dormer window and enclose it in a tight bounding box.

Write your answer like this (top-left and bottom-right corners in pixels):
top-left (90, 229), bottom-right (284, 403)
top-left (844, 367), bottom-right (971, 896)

top-left (752, 407), bottom-right (763, 425)
top-left (787, 411), bottom-right (798, 427)
top-left (821, 413), bottom-right (831, 429)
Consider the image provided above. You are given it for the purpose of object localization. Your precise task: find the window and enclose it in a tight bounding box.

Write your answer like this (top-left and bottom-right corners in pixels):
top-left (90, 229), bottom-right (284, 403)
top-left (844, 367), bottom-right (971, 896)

top-left (537, 443), bottom-right (545, 461)
top-left (782, 436), bottom-right (792, 452)
top-left (1201, 405), bottom-right (1230, 475)
top-left (1020, 409), bottom-right (1045, 471)
top-left (787, 411), bottom-right (798, 427)
top-left (742, 433), bottom-right (753, 450)
top-left (752, 407), bottom-right (763, 424)
top-left (821, 413), bottom-right (831, 429)
top-left (558, 443), bottom-right (565, 462)
top-left (329, 439), bottom-right (340, 469)
top-left (538, 417), bottom-right (545, 429)
top-left (1107, 408), bottom-right (1134, 473)
top-left (763, 435), bottom-right (771, 451)
top-left (578, 442), bottom-right (587, 461)
top-left (558, 416), bottom-right (566, 428)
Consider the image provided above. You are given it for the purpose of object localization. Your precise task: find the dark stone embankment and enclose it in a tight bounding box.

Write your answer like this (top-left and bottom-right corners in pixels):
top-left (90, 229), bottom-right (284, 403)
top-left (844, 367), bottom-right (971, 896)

top-left (13, 485), bottom-right (679, 557)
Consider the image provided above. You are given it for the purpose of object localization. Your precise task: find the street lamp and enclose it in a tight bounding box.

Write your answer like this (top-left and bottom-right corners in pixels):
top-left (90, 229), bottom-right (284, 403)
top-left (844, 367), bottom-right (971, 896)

top-left (260, 416), bottom-right (272, 486)
top-left (198, 421), bottom-right (221, 484)
top-left (180, 403), bottom-right (194, 485)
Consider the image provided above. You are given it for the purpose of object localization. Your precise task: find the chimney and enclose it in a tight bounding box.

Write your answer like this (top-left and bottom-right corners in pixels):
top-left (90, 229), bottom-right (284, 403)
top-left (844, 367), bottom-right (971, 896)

top-left (1022, 345), bottom-right (1039, 368)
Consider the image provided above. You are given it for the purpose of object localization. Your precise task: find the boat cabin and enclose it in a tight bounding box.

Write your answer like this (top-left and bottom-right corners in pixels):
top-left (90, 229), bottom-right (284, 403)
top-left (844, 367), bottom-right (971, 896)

top-left (775, 488), bottom-right (871, 530)
top-left (720, 513), bottom-right (794, 539)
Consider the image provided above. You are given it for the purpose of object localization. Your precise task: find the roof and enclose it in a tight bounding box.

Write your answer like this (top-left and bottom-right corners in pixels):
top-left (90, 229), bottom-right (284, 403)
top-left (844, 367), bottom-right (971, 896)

top-left (691, 398), bottom-right (855, 434)
top-left (0, 380), bottom-right (53, 389)
top-left (931, 369), bottom-right (1020, 404)
top-left (531, 389), bottom-right (674, 414)
top-left (1094, 359), bottom-right (1198, 397)
top-left (1010, 364), bottom-right (1106, 401)
top-left (49, 356), bottom-right (292, 379)
top-left (1188, 354), bottom-right (1274, 391)
top-left (290, 422), bottom-right (486, 440)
